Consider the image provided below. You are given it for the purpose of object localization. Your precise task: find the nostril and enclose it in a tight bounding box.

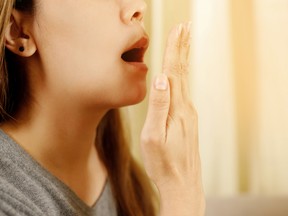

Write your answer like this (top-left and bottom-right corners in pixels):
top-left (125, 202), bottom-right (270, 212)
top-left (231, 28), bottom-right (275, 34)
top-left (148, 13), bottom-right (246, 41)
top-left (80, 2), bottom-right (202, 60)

top-left (132, 12), bottom-right (143, 21)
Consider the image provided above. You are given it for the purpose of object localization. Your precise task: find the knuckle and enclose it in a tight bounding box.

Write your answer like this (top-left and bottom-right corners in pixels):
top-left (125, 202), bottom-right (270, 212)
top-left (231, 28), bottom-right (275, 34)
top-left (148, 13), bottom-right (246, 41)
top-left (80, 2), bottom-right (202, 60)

top-left (171, 63), bottom-right (189, 74)
top-left (186, 101), bottom-right (195, 110)
top-left (176, 39), bottom-right (190, 49)
top-left (176, 102), bottom-right (198, 122)
top-left (186, 103), bottom-right (198, 121)
top-left (176, 110), bottom-right (186, 121)
top-left (151, 96), bottom-right (169, 109)
top-left (162, 63), bottom-right (173, 74)
top-left (180, 41), bottom-right (190, 48)
top-left (175, 41), bottom-right (181, 48)
top-left (174, 38), bottom-right (191, 51)
top-left (141, 131), bottom-right (163, 146)
top-left (163, 62), bottom-right (190, 75)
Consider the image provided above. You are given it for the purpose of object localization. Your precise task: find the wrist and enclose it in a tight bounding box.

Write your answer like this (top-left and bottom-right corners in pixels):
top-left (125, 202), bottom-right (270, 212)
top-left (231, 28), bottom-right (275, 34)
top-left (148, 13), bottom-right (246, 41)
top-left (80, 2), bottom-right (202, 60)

top-left (157, 179), bottom-right (205, 216)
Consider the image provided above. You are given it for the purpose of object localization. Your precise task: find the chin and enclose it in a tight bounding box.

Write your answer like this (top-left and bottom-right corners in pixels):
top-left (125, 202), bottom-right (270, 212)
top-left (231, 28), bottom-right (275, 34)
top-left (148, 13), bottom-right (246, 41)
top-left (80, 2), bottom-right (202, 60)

top-left (116, 85), bottom-right (147, 108)
top-left (130, 89), bottom-right (147, 104)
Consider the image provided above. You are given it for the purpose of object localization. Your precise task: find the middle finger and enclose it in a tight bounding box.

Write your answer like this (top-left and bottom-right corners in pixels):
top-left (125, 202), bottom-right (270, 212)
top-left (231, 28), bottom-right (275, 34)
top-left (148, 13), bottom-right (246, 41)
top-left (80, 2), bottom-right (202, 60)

top-left (163, 23), bottom-right (191, 114)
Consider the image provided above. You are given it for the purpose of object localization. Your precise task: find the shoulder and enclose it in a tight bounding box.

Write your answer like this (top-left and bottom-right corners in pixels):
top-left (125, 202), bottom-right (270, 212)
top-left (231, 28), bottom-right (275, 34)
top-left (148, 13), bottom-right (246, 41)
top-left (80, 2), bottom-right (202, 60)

top-left (0, 177), bottom-right (43, 216)
top-left (0, 133), bottom-right (44, 215)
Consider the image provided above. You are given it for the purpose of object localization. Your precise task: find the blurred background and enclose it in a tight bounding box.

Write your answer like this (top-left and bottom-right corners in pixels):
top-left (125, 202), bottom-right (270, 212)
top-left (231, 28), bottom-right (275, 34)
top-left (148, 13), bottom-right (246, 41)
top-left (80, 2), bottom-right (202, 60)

top-left (125, 0), bottom-right (288, 200)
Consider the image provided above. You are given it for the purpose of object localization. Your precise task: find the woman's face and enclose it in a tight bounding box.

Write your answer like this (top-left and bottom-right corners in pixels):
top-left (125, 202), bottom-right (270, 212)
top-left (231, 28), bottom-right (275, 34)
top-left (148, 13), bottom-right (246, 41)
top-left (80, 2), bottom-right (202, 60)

top-left (30, 0), bottom-right (148, 109)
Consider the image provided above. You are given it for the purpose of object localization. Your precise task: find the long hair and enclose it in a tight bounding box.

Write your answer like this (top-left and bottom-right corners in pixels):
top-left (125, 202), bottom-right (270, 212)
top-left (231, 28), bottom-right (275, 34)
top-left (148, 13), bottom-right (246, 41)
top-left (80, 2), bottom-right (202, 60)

top-left (0, 1), bottom-right (157, 215)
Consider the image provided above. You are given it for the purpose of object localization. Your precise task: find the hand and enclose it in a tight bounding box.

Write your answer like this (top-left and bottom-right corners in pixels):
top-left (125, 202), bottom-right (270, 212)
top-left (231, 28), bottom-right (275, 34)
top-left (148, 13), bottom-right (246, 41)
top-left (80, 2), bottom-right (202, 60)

top-left (141, 23), bottom-right (205, 216)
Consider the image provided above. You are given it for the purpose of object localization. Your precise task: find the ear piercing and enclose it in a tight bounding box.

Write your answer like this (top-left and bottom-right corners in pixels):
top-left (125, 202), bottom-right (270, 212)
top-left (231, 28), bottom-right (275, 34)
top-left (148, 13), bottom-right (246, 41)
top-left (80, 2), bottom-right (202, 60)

top-left (19, 46), bottom-right (25, 52)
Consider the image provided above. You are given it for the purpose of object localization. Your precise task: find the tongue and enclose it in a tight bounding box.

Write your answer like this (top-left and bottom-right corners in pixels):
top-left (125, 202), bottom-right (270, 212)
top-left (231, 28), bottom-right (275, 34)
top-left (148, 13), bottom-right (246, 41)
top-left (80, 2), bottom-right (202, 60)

top-left (121, 48), bottom-right (142, 62)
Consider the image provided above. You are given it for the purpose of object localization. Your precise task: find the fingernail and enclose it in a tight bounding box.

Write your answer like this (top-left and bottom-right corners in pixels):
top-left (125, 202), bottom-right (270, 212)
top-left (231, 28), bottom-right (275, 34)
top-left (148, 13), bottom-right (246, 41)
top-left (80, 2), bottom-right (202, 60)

top-left (154, 74), bottom-right (168, 90)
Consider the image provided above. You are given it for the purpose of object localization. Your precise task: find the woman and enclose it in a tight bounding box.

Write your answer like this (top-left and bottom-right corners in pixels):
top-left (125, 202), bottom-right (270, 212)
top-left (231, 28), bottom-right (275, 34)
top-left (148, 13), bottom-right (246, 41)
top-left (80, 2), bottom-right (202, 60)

top-left (0, 0), bottom-right (205, 215)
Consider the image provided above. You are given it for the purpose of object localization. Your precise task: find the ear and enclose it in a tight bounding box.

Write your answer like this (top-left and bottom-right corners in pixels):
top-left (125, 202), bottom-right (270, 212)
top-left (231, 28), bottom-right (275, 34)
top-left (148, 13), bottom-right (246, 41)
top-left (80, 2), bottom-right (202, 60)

top-left (5, 9), bottom-right (37, 57)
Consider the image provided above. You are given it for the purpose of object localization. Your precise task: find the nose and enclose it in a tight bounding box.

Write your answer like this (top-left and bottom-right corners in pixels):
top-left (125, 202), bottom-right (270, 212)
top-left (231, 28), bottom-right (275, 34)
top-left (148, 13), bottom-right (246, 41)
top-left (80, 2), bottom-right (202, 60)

top-left (120, 0), bottom-right (147, 24)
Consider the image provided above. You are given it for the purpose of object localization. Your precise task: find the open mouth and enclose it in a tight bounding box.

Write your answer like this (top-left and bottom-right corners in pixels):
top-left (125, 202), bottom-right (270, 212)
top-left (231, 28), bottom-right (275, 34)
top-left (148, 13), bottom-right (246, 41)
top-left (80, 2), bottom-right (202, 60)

top-left (121, 36), bottom-right (149, 63)
top-left (121, 48), bottom-right (145, 63)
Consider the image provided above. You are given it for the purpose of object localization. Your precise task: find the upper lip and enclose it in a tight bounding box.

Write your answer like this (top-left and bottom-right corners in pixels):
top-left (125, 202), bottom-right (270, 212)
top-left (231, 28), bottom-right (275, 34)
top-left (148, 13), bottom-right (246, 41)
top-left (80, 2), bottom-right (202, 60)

top-left (121, 34), bottom-right (149, 63)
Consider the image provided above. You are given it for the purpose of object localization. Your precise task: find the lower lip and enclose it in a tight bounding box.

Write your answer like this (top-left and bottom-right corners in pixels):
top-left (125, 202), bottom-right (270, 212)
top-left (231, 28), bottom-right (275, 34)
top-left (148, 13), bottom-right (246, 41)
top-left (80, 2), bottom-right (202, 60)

top-left (124, 62), bottom-right (148, 72)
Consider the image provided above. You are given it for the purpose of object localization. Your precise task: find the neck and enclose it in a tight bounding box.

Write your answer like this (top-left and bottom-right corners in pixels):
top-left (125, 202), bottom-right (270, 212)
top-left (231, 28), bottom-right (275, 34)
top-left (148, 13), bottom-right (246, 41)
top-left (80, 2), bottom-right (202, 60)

top-left (1, 98), bottom-right (109, 206)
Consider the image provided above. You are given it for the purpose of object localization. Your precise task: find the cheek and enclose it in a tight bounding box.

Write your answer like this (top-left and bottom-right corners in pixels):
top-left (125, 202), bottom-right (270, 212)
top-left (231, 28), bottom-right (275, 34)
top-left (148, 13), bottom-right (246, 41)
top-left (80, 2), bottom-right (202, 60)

top-left (85, 68), bottom-right (148, 106)
top-left (34, 0), bottom-right (122, 71)
top-left (43, 57), bottom-right (148, 108)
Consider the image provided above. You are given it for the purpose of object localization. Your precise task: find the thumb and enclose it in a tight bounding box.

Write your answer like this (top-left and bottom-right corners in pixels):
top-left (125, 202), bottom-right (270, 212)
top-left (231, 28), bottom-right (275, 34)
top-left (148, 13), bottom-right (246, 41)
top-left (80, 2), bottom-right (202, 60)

top-left (142, 74), bottom-right (170, 141)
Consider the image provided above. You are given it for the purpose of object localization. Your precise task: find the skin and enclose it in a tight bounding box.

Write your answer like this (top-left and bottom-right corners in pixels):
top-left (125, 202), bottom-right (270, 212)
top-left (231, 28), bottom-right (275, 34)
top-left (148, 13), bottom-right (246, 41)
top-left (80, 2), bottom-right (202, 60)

top-left (3, 0), bottom-right (205, 214)
top-left (141, 23), bottom-right (205, 216)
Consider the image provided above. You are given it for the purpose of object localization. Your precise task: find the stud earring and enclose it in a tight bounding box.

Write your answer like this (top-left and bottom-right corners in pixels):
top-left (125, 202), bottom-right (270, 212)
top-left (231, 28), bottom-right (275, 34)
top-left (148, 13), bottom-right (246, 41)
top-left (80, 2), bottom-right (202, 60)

top-left (19, 46), bottom-right (25, 52)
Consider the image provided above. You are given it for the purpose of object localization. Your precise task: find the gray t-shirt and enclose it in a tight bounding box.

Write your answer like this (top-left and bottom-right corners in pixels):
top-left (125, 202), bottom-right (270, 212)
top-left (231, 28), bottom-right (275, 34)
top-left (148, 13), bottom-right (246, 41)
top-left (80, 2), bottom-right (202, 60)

top-left (0, 129), bottom-right (117, 216)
